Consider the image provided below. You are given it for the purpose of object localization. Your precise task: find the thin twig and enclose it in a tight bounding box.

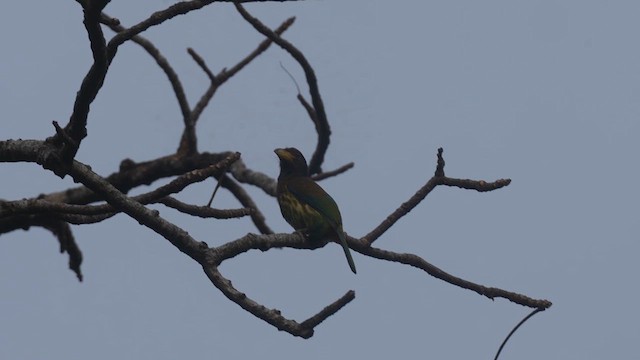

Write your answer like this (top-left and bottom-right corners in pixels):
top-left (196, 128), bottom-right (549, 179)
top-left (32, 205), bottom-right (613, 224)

top-left (220, 175), bottom-right (273, 234)
top-left (312, 162), bottom-right (355, 181)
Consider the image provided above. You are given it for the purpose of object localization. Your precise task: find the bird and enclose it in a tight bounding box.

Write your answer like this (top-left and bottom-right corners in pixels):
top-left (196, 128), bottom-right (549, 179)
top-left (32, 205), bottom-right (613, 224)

top-left (274, 147), bottom-right (357, 274)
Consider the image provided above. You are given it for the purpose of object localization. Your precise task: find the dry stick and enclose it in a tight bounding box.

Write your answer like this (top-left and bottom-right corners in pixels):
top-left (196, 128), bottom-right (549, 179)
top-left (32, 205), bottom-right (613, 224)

top-left (279, 62), bottom-right (317, 123)
top-left (207, 176), bottom-right (225, 208)
top-left (187, 48), bottom-right (216, 81)
top-left (60, 212), bottom-right (116, 225)
top-left (40, 219), bottom-right (83, 282)
top-left (234, 3), bottom-right (331, 175)
top-left (312, 162), bottom-right (355, 181)
top-left (160, 197), bottom-right (252, 219)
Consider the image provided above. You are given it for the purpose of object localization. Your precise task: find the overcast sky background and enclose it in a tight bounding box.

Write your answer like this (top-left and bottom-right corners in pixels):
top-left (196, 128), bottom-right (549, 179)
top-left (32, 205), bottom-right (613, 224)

top-left (1, 1), bottom-right (639, 359)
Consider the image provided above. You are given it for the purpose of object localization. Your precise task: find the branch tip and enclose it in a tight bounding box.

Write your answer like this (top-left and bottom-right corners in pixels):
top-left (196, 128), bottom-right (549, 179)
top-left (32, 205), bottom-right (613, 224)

top-left (435, 147), bottom-right (445, 177)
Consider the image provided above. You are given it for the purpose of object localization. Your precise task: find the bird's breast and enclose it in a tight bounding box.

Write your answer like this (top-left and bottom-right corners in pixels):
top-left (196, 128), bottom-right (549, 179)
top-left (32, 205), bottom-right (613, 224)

top-left (277, 192), bottom-right (330, 236)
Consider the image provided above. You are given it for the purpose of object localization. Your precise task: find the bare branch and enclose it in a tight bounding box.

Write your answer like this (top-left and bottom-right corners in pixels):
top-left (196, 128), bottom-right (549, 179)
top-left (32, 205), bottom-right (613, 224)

top-left (40, 218), bottom-right (84, 282)
top-left (203, 264), bottom-right (320, 338)
top-left (362, 148), bottom-right (511, 245)
top-left (214, 232), bottom-right (315, 261)
top-left (440, 177), bottom-right (511, 192)
top-left (159, 197), bottom-right (252, 219)
top-left (351, 238), bottom-right (552, 309)
top-left (312, 162), bottom-right (355, 181)
top-left (188, 47), bottom-right (217, 82)
top-left (300, 290), bottom-right (355, 329)
top-left (234, 3), bottom-right (331, 175)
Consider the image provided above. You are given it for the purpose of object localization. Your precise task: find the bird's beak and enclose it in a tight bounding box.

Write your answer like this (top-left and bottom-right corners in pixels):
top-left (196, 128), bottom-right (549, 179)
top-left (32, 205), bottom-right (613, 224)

top-left (274, 148), bottom-right (289, 160)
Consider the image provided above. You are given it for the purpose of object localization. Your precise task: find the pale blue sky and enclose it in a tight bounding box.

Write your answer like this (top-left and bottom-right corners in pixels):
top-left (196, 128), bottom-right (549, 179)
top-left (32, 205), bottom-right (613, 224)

top-left (1, 1), bottom-right (639, 359)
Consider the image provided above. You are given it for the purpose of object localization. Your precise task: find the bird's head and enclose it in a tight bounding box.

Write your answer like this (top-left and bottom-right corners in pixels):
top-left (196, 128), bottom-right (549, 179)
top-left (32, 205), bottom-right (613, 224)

top-left (275, 147), bottom-right (309, 177)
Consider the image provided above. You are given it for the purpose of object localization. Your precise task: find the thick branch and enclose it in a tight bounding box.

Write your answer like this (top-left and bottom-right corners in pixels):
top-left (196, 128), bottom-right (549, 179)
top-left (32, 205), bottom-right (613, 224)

top-left (54, 1), bottom-right (111, 171)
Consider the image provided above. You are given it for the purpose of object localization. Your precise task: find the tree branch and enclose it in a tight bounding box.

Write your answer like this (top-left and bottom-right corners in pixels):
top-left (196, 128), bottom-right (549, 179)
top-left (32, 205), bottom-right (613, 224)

top-left (52, 0), bottom-right (111, 173)
top-left (234, 3), bottom-right (331, 175)
top-left (350, 238), bottom-right (551, 309)
top-left (362, 148), bottom-right (511, 245)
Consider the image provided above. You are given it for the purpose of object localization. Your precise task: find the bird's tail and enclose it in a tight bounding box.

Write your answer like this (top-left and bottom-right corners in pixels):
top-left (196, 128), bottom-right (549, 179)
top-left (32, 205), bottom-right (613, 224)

top-left (338, 228), bottom-right (357, 274)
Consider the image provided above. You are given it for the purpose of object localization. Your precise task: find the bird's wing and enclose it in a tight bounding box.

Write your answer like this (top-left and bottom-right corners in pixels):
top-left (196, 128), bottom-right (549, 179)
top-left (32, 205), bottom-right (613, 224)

top-left (286, 177), bottom-right (357, 274)
top-left (285, 177), bottom-right (342, 230)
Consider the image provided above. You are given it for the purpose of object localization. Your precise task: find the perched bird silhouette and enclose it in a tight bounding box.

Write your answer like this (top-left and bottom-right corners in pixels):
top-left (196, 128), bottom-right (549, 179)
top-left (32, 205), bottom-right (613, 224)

top-left (274, 147), bottom-right (357, 274)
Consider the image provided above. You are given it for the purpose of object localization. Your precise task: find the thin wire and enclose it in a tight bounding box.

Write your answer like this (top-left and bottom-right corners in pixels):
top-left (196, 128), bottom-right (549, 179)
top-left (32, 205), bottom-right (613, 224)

top-left (494, 308), bottom-right (545, 360)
